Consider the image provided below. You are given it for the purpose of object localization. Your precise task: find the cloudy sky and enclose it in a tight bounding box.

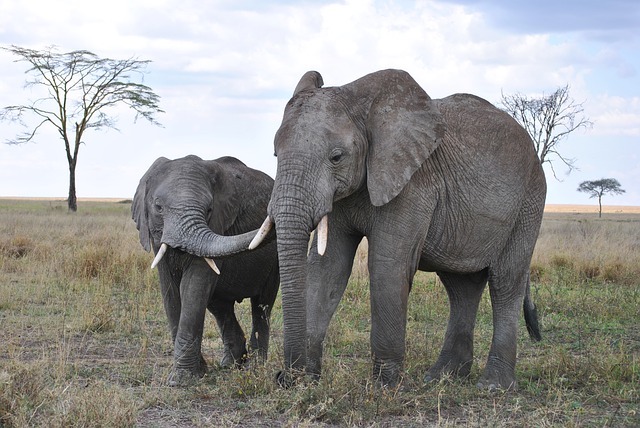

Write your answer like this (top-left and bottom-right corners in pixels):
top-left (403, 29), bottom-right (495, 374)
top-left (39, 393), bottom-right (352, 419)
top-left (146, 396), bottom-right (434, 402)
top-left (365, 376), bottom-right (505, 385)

top-left (0, 0), bottom-right (638, 205)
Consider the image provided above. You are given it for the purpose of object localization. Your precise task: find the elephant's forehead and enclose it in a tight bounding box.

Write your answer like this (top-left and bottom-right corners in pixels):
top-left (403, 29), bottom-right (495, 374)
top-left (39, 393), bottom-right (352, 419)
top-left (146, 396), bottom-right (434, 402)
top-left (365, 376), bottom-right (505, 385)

top-left (276, 113), bottom-right (352, 152)
top-left (275, 90), bottom-right (357, 153)
top-left (151, 160), bottom-right (209, 187)
top-left (286, 89), bottom-right (348, 118)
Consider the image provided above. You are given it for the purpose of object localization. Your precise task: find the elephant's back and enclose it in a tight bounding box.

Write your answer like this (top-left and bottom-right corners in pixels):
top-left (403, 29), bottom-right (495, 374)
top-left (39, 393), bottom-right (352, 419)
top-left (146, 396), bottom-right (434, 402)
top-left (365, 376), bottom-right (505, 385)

top-left (215, 156), bottom-right (274, 187)
top-left (435, 94), bottom-right (534, 156)
top-left (214, 156), bottom-right (274, 233)
top-left (433, 94), bottom-right (540, 183)
top-left (420, 94), bottom-right (544, 240)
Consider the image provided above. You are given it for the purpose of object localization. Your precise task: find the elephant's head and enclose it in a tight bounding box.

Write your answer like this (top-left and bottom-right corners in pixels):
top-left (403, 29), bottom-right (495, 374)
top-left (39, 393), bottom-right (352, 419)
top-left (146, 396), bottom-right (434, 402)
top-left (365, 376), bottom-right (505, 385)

top-left (132, 155), bottom-right (262, 269)
top-left (250, 69), bottom-right (445, 382)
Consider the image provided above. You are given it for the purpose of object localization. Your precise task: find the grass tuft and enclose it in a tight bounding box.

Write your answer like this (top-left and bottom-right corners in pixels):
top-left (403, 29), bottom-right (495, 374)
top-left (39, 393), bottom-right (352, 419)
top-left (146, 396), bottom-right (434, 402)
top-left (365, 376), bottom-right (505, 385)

top-left (1, 200), bottom-right (638, 426)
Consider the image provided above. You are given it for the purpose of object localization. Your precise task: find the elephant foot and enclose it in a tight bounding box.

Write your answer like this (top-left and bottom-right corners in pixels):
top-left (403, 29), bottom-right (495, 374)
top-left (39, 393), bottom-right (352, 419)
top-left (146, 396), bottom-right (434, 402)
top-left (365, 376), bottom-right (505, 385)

top-left (275, 367), bottom-right (308, 388)
top-left (424, 357), bottom-right (473, 384)
top-left (476, 377), bottom-right (517, 392)
top-left (220, 348), bottom-right (248, 369)
top-left (372, 359), bottom-right (403, 388)
top-left (275, 370), bottom-right (294, 388)
top-left (477, 361), bottom-right (517, 391)
top-left (306, 359), bottom-right (322, 383)
top-left (167, 355), bottom-right (208, 387)
top-left (167, 367), bottom-right (205, 387)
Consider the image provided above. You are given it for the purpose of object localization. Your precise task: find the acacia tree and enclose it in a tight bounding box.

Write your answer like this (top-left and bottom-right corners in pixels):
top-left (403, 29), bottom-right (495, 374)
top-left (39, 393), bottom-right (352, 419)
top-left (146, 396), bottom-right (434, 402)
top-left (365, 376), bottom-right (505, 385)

top-left (1, 45), bottom-right (163, 211)
top-left (577, 178), bottom-right (625, 218)
top-left (500, 84), bottom-right (592, 179)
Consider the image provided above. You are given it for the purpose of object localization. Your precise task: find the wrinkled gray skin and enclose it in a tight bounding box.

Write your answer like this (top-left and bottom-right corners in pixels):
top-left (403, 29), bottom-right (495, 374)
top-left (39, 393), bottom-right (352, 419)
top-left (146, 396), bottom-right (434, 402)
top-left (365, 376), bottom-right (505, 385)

top-left (264, 69), bottom-right (546, 390)
top-left (132, 155), bottom-right (279, 386)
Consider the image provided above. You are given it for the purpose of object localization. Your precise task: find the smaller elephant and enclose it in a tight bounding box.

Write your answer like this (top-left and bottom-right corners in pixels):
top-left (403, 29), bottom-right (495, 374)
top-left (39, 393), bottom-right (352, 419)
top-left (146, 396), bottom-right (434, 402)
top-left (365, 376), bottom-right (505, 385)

top-left (132, 155), bottom-right (279, 386)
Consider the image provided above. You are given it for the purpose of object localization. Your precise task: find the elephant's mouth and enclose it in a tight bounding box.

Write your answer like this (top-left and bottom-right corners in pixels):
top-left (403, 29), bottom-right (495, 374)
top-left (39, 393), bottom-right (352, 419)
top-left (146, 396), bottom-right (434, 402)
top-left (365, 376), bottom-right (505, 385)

top-left (250, 214), bottom-right (329, 255)
top-left (150, 242), bottom-right (221, 274)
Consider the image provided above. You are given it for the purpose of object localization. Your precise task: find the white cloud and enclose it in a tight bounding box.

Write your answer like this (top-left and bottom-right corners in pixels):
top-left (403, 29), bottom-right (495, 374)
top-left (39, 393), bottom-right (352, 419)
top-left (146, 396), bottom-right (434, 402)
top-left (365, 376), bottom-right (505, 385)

top-left (0, 0), bottom-right (638, 204)
top-left (589, 95), bottom-right (640, 137)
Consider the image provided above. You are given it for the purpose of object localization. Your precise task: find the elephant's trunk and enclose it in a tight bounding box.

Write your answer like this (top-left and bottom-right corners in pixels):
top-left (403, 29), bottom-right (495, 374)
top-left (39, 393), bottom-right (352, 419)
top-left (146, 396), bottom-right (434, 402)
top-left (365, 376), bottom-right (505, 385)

top-left (268, 158), bottom-right (330, 385)
top-left (275, 221), bottom-right (311, 383)
top-left (160, 210), bottom-right (260, 260)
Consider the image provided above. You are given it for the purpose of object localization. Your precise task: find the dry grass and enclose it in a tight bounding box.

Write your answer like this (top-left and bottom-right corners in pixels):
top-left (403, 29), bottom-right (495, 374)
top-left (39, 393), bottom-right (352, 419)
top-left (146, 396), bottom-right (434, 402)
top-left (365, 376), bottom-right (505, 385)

top-left (0, 199), bottom-right (638, 427)
top-left (545, 204), bottom-right (640, 214)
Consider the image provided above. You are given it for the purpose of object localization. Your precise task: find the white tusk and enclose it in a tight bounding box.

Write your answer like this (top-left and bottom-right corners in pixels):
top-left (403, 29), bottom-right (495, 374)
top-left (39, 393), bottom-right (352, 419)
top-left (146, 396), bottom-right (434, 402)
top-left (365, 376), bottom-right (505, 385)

top-left (316, 215), bottom-right (328, 256)
top-left (205, 258), bottom-right (221, 275)
top-left (151, 243), bottom-right (168, 269)
top-left (249, 216), bottom-right (273, 250)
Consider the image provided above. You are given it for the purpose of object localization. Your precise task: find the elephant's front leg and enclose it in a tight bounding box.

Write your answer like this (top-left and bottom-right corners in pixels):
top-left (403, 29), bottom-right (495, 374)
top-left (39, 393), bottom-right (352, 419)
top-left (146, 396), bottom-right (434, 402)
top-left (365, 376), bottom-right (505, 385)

top-left (168, 263), bottom-right (212, 386)
top-left (306, 232), bottom-right (362, 381)
top-left (157, 266), bottom-right (181, 346)
top-left (368, 248), bottom-right (414, 388)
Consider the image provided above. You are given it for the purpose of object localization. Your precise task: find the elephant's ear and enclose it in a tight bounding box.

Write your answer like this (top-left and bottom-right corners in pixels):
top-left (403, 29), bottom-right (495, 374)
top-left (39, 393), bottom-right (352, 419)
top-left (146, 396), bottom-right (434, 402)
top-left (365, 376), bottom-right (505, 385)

top-left (205, 158), bottom-right (244, 235)
top-left (365, 71), bottom-right (445, 206)
top-left (293, 71), bottom-right (324, 96)
top-left (132, 157), bottom-right (170, 252)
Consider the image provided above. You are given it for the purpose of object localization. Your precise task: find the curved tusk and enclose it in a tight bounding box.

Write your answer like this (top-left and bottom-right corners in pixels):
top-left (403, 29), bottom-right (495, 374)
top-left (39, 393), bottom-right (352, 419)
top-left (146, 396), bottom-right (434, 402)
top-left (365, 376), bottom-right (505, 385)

top-left (151, 243), bottom-right (168, 269)
top-left (316, 215), bottom-right (328, 256)
top-left (249, 216), bottom-right (274, 250)
top-left (205, 257), bottom-right (221, 275)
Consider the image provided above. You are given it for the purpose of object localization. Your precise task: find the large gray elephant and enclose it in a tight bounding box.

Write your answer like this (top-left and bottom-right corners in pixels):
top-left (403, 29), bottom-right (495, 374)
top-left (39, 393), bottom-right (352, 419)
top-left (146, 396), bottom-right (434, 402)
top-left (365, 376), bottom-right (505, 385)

top-left (245, 69), bottom-right (546, 390)
top-left (132, 155), bottom-right (279, 386)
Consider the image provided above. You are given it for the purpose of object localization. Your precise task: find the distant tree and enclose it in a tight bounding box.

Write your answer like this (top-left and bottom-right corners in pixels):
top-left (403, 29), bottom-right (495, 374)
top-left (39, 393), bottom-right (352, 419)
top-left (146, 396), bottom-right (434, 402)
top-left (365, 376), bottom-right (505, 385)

top-left (1, 45), bottom-right (163, 212)
top-left (577, 178), bottom-right (625, 218)
top-left (500, 84), bottom-right (593, 179)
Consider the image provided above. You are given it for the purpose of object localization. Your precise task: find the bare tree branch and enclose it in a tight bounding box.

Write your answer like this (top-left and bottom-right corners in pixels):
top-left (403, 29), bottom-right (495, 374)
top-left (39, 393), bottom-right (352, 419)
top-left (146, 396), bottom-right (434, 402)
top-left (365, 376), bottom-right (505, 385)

top-left (1, 45), bottom-right (163, 211)
top-left (500, 84), bottom-right (592, 180)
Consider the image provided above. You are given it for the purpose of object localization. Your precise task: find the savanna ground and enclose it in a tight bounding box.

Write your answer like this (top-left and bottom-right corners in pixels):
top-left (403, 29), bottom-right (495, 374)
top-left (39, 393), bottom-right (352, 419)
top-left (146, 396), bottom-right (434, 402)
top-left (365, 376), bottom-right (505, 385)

top-left (0, 199), bottom-right (638, 427)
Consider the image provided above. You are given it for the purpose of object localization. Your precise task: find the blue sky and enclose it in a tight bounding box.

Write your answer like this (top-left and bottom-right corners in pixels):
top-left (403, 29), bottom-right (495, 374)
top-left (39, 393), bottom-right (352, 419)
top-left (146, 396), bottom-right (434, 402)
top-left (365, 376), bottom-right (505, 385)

top-left (0, 0), bottom-right (638, 206)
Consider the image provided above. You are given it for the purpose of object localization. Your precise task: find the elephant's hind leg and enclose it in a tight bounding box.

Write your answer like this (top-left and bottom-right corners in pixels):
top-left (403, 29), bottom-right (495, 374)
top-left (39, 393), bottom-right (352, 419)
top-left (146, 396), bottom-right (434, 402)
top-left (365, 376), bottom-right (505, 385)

top-left (480, 200), bottom-right (544, 391)
top-left (249, 292), bottom-right (275, 361)
top-left (479, 267), bottom-right (528, 391)
top-left (248, 265), bottom-right (279, 361)
top-left (210, 299), bottom-right (248, 368)
top-left (425, 270), bottom-right (487, 383)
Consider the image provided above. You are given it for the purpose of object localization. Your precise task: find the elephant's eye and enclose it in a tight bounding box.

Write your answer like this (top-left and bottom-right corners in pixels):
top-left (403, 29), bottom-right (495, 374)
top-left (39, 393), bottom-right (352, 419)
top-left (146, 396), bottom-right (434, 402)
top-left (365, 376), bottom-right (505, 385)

top-left (154, 200), bottom-right (163, 213)
top-left (329, 148), bottom-right (344, 164)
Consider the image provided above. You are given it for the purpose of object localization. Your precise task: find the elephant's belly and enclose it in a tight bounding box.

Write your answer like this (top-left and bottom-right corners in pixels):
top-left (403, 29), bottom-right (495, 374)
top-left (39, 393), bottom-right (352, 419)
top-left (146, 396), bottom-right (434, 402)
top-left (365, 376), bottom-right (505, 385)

top-left (213, 266), bottom-right (261, 301)
top-left (418, 253), bottom-right (489, 274)
top-left (419, 230), bottom-right (506, 273)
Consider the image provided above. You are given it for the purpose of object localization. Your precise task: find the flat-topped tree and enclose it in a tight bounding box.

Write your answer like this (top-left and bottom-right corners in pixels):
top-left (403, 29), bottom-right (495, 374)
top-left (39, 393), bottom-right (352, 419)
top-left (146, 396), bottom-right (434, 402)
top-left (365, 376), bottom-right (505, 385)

top-left (577, 178), bottom-right (626, 218)
top-left (1, 45), bottom-right (163, 211)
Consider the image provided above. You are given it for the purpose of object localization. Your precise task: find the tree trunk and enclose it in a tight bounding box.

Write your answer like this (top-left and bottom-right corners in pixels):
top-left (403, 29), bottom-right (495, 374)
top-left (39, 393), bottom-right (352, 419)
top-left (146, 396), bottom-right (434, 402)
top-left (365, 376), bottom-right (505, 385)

top-left (68, 161), bottom-right (77, 212)
top-left (598, 195), bottom-right (602, 218)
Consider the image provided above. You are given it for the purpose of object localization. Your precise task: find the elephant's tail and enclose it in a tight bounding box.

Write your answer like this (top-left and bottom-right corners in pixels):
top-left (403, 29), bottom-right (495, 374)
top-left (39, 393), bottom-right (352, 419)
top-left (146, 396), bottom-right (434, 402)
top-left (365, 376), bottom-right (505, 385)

top-left (523, 273), bottom-right (542, 341)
